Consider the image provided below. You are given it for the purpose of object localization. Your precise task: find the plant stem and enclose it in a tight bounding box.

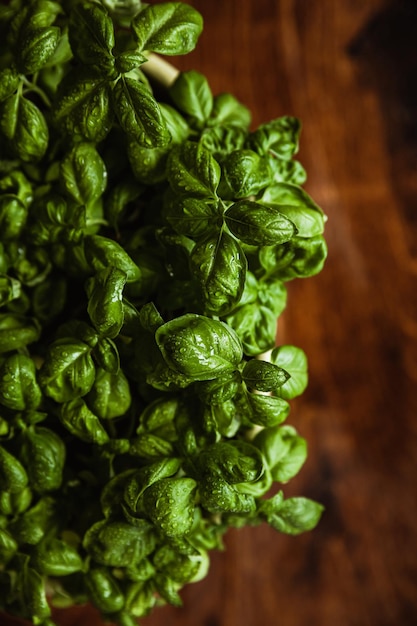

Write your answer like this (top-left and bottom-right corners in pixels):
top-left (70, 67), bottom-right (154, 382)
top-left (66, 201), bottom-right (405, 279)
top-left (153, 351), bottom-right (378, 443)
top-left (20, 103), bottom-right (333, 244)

top-left (142, 53), bottom-right (180, 89)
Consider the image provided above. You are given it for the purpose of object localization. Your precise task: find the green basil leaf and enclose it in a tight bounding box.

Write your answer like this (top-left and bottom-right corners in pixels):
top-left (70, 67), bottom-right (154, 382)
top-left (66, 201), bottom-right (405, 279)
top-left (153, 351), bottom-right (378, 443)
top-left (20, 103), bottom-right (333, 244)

top-left (86, 367), bottom-right (131, 420)
top-left (126, 144), bottom-right (165, 185)
top-left (17, 25), bottom-right (61, 74)
top-left (153, 544), bottom-right (207, 585)
top-left (84, 235), bottom-right (141, 283)
top-left (202, 440), bottom-right (264, 484)
top-left (127, 102), bottom-right (189, 184)
top-left (138, 301), bottom-right (164, 333)
top-left (0, 527), bottom-right (18, 564)
top-left (190, 230), bottom-right (247, 316)
top-left (60, 397), bottom-right (110, 444)
top-left (196, 370), bottom-right (241, 405)
top-left (225, 199), bottom-right (297, 246)
top-left (261, 183), bottom-right (326, 236)
top-left (262, 496), bottom-right (324, 535)
top-left (86, 267), bottom-right (127, 338)
top-left (116, 50), bottom-right (147, 74)
top-left (220, 150), bottom-right (271, 198)
top-left (54, 319), bottom-right (99, 347)
top-left (174, 408), bottom-right (200, 457)
top-left (83, 519), bottom-right (156, 567)
top-left (146, 360), bottom-right (195, 391)
top-left (160, 102), bottom-right (190, 141)
top-left (0, 273), bottom-right (21, 307)
top-left (69, 1), bottom-right (115, 75)
top-left (93, 336), bottom-right (120, 374)
top-left (267, 154), bottom-right (307, 185)
top-left (123, 581), bottom-right (156, 618)
top-left (246, 392), bottom-right (290, 427)
top-left (113, 76), bottom-right (170, 147)
top-left (225, 302), bottom-right (278, 357)
top-left (85, 568), bottom-right (125, 614)
top-left (8, 496), bottom-right (57, 545)
top-left (0, 194), bottom-right (27, 240)
top-left (257, 490), bottom-right (284, 517)
top-left (0, 417), bottom-right (9, 438)
top-left (0, 354), bottom-right (42, 411)
top-left (8, 245), bottom-right (52, 288)
top-left (20, 426), bottom-right (65, 493)
top-left (203, 400), bottom-right (240, 438)
top-left (169, 70), bottom-right (213, 128)
top-left (228, 270), bottom-right (271, 310)
top-left (166, 196), bottom-right (219, 239)
top-left (258, 277), bottom-right (288, 316)
top-left (132, 3), bottom-right (203, 55)
top-left (121, 557), bottom-right (156, 583)
top-left (143, 477), bottom-right (197, 537)
top-left (167, 141), bottom-right (220, 198)
top-left (2, 485), bottom-right (32, 516)
top-left (39, 338), bottom-right (95, 402)
top-left (18, 562), bottom-right (51, 623)
top-left (53, 68), bottom-right (113, 142)
top-left (253, 425), bottom-right (307, 482)
top-left (29, 192), bottom-right (85, 245)
top-left (138, 396), bottom-right (180, 442)
top-left (247, 116), bottom-right (301, 159)
top-left (60, 142), bottom-right (107, 206)
top-left (270, 345), bottom-right (308, 399)
top-left (199, 126), bottom-right (247, 158)
top-left (104, 176), bottom-right (143, 227)
top-left (31, 537), bottom-right (84, 576)
top-left (104, 438), bottom-right (130, 456)
top-left (0, 313), bottom-right (40, 353)
top-left (153, 574), bottom-right (182, 608)
top-left (129, 433), bottom-right (174, 460)
top-left (0, 491), bottom-right (13, 515)
top-left (242, 358), bottom-right (290, 393)
top-left (100, 469), bottom-right (136, 519)
top-left (199, 472), bottom-right (256, 514)
top-left (124, 458), bottom-right (181, 514)
top-left (208, 93), bottom-right (251, 129)
top-left (0, 445), bottom-right (28, 493)
top-left (199, 124), bottom-right (247, 159)
top-left (156, 314), bottom-right (242, 380)
top-left (259, 235), bottom-right (328, 280)
top-left (0, 170), bottom-right (32, 206)
top-left (0, 67), bottom-right (19, 102)
top-left (0, 94), bottom-right (48, 161)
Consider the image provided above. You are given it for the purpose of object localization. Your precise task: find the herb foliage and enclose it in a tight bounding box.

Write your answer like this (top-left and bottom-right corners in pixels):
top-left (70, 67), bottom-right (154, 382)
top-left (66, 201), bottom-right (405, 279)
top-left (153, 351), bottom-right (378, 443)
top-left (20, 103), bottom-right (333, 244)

top-left (0, 1), bottom-right (326, 624)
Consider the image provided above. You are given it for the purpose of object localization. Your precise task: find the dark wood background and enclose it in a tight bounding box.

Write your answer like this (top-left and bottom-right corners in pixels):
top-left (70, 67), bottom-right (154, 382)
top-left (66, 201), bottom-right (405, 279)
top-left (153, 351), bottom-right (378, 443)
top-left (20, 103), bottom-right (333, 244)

top-left (4, 1), bottom-right (417, 625)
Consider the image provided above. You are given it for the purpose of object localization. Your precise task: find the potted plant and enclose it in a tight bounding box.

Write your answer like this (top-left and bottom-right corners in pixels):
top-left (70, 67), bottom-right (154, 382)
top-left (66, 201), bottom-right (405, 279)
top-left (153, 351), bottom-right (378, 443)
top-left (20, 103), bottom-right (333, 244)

top-left (0, 1), bottom-right (327, 625)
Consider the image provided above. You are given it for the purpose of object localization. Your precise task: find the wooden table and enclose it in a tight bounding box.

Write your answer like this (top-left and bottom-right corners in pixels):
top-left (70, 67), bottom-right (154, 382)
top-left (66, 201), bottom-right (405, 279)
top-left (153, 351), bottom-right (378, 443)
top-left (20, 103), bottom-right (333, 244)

top-left (3, 1), bottom-right (417, 625)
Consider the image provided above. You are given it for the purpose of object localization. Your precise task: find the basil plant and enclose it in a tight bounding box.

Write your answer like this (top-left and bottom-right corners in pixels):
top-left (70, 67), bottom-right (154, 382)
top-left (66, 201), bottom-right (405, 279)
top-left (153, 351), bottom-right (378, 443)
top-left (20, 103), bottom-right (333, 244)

top-left (0, 1), bottom-right (326, 624)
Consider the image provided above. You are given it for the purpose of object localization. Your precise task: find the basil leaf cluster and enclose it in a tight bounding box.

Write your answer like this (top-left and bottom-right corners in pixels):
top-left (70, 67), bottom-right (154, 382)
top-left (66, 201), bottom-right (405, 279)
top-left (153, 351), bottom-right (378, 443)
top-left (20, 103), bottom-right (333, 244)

top-left (0, 1), bottom-right (325, 625)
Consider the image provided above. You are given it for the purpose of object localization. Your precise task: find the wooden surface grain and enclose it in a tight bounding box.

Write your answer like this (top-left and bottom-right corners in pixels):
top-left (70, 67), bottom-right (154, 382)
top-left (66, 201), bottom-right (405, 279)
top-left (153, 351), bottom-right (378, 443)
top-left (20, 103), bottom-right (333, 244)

top-left (4, 1), bottom-right (417, 625)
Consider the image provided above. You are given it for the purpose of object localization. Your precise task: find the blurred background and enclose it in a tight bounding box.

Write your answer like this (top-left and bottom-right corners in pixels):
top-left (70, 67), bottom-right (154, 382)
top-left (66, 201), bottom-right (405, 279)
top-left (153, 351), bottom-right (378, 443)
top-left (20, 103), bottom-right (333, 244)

top-left (6, 1), bottom-right (416, 625)
top-left (143, 0), bottom-right (417, 625)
